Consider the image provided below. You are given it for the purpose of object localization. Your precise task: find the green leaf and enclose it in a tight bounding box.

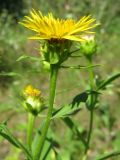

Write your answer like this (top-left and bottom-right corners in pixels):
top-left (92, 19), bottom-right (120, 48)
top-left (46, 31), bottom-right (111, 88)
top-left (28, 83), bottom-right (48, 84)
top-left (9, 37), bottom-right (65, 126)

top-left (52, 104), bottom-right (81, 118)
top-left (0, 123), bottom-right (32, 159)
top-left (16, 55), bottom-right (41, 62)
top-left (40, 140), bottom-right (52, 160)
top-left (63, 117), bottom-right (86, 146)
top-left (97, 73), bottom-right (120, 90)
top-left (55, 153), bottom-right (62, 160)
top-left (0, 123), bottom-right (21, 148)
top-left (71, 92), bottom-right (88, 107)
top-left (32, 124), bottom-right (59, 160)
top-left (60, 64), bottom-right (100, 69)
top-left (52, 92), bottom-right (88, 118)
top-left (0, 72), bottom-right (21, 77)
top-left (95, 151), bottom-right (120, 160)
top-left (85, 90), bottom-right (100, 110)
top-left (0, 132), bottom-right (20, 148)
top-left (4, 146), bottom-right (21, 160)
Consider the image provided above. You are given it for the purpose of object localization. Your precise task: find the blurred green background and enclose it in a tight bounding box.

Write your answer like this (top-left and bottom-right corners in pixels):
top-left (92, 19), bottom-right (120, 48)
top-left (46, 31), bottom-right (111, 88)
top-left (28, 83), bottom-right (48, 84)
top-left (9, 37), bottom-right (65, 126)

top-left (0, 0), bottom-right (120, 159)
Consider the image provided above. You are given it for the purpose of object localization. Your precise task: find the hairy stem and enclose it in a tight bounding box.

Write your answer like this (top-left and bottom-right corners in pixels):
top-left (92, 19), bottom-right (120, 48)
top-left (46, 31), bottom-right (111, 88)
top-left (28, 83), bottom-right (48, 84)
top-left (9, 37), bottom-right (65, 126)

top-left (33, 64), bottom-right (58, 160)
top-left (84, 58), bottom-right (95, 159)
top-left (85, 108), bottom-right (94, 155)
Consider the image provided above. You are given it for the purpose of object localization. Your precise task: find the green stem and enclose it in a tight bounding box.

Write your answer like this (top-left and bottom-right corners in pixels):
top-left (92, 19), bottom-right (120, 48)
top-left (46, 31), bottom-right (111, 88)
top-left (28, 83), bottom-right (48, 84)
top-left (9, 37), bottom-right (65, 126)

top-left (27, 113), bottom-right (35, 151)
top-left (85, 109), bottom-right (94, 154)
top-left (33, 64), bottom-right (58, 160)
top-left (96, 151), bottom-right (120, 160)
top-left (84, 58), bottom-right (95, 159)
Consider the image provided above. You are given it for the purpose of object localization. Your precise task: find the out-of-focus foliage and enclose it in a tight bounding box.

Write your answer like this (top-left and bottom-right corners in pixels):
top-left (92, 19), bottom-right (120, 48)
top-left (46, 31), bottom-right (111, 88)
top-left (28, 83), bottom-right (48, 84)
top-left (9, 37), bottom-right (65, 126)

top-left (0, 11), bottom-right (28, 88)
top-left (0, 0), bottom-right (120, 159)
top-left (0, 0), bottom-right (26, 19)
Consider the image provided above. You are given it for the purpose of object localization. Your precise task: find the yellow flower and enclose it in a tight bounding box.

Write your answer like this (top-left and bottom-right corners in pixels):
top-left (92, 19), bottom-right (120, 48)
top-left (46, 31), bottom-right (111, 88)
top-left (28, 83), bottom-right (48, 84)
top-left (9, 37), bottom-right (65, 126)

top-left (24, 85), bottom-right (41, 97)
top-left (20, 9), bottom-right (98, 42)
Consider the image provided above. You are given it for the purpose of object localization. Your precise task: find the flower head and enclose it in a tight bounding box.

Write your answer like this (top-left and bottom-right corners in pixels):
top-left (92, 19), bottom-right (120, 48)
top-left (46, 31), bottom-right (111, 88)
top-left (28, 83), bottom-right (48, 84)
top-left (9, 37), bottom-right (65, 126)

top-left (80, 35), bottom-right (97, 58)
top-left (20, 9), bottom-right (98, 42)
top-left (23, 85), bottom-right (44, 115)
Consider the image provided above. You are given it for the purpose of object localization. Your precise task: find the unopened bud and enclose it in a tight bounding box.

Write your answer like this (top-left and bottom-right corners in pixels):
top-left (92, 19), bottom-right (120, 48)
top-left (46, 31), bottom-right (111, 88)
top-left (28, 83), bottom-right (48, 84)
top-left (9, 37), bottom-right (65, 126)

top-left (23, 85), bottom-right (44, 116)
top-left (80, 35), bottom-right (97, 58)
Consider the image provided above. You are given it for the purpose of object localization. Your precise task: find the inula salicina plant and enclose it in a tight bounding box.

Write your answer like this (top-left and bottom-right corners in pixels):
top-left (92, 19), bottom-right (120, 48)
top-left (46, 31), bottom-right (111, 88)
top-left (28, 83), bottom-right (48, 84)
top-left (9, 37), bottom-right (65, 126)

top-left (0, 9), bottom-right (120, 160)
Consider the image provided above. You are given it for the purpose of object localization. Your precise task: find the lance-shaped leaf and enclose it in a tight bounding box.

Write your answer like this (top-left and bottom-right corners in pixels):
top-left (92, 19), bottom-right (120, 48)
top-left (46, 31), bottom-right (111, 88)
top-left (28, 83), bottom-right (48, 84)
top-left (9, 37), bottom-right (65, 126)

top-left (52, 92), bottom-right (88, 118)
top-left (95, 151), bottom-right (120, 160)
top-left (32, 122), bottom-right (59, 160)
top-left (63, 117), bottom-right (86, 146)
top-left (16, 55), bottom-right (41, 62)
top-left (0, 123), bottom-right (32, 159)
top-left (97, 73), bottom-right (120, 90)
top-left (60, 64), bottom-right (100, 70)
top-left (55, 152), bottom-right (62, 160)
top-left (0, 72), bottom-right (21, 77)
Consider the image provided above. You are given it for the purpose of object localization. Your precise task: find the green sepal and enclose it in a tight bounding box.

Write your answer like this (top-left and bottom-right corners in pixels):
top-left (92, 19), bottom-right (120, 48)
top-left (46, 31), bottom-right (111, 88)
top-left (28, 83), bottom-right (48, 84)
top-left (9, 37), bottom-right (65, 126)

top-left (41, 40), bottom-right (72, 65)
top-left (79, 37), bottom-right (97, 60)
top-left (42, 61), bottom-right (50, 71)
top-left (25, 102), bottom-right (39, 116)
top-left (49, 51), bottom-right (59, 64)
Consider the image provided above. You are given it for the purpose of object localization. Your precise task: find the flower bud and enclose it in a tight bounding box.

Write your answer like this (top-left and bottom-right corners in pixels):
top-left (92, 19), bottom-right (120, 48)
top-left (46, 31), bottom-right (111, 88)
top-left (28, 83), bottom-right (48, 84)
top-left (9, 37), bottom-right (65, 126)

top-left (22, 85), bottom-right (44, 116)
top-left (80, 35), bottom-right (97, 58)
top-left (41, 40), bottom-right (72, 65)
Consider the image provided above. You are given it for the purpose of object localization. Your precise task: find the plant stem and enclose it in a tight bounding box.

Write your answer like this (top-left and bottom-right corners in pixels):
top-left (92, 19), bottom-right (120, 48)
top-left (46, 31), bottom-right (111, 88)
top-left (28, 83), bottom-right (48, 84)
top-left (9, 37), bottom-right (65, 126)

top-left (85, 109), bottom-right (94, 151)
top-left (96, 151), bottom-right (120, 160)
top-left (84, 58), bottom-right (95, 159)
top-left (27, 113), bottom-right (35, 151)
top-left (33, 64), bottom-right (58, 160)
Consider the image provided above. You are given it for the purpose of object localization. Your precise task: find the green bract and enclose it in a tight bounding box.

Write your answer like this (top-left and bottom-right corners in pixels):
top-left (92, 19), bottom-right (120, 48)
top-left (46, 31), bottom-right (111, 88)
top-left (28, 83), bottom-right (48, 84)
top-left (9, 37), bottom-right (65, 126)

top-left (80, 36), bottom-right (97, 59)
top-left (23, 96), bottom-right (44, 116)
top-left (22, 85), bottom-right (45, 116)
top-left (41, 40), bottom-right (72, 64)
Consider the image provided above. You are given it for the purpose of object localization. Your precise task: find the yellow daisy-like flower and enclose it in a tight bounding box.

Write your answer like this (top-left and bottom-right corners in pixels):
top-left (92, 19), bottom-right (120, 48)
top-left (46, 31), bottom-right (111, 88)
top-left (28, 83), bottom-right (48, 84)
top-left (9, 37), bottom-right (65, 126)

top-left (20, 9), bottom-right (98, 42)
top-left (24, 85), bottom-right (41, 97)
